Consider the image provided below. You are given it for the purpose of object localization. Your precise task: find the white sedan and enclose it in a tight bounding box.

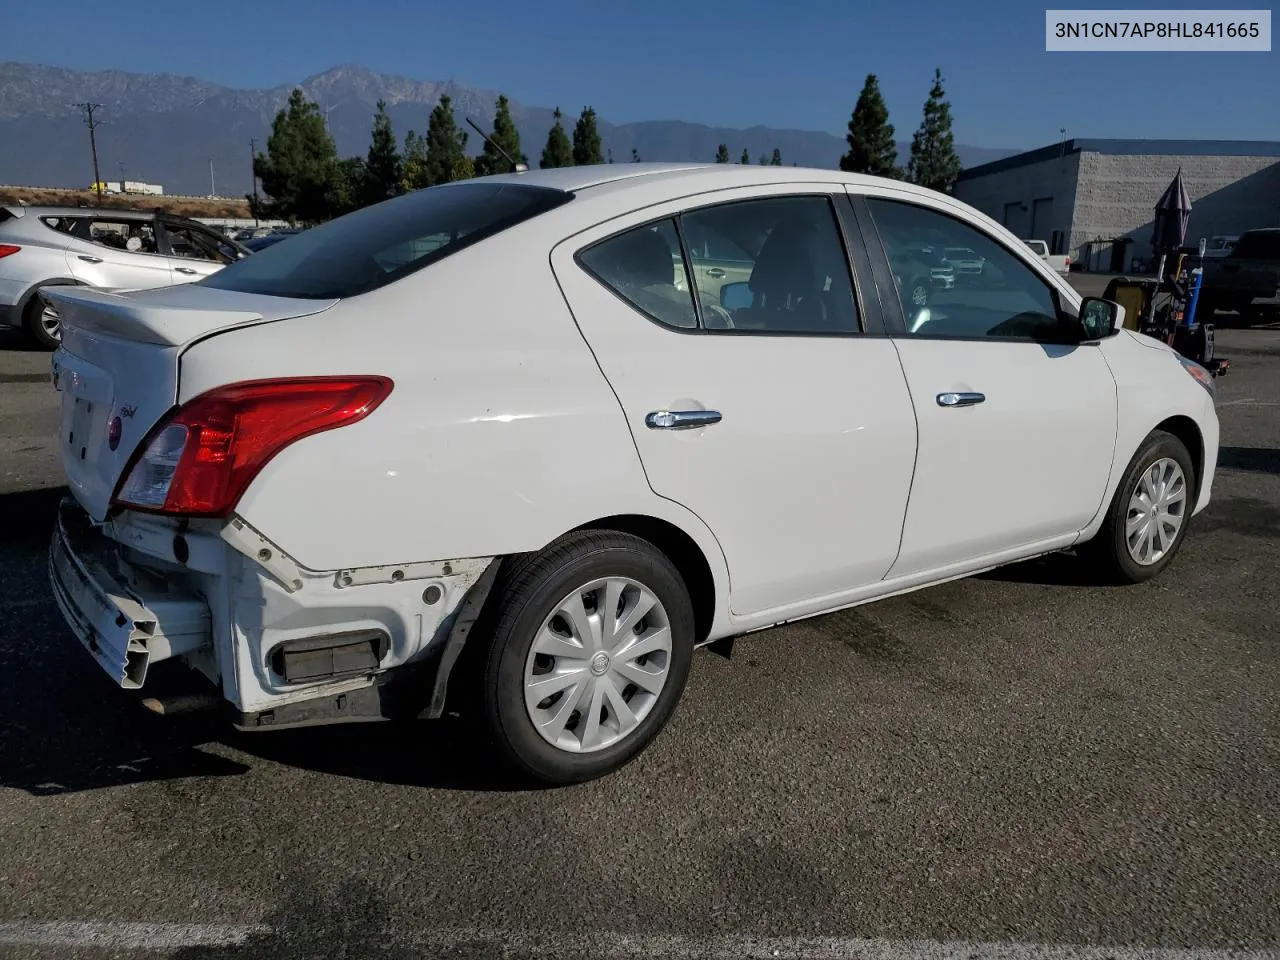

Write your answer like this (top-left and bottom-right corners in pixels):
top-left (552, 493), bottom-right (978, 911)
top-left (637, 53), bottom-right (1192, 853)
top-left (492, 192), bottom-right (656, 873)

top-left (45, 163), bottom-right (1219, 785)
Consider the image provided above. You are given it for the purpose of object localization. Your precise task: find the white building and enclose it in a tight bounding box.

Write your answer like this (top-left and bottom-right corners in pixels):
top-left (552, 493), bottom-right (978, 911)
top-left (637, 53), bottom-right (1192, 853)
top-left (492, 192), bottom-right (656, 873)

top-left (953, 139), bottom-right (1280, 271)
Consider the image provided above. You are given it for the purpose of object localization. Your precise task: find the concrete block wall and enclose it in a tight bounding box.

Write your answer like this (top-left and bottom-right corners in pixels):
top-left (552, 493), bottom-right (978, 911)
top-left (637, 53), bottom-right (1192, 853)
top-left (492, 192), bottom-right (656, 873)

top-left (1071, 152), bottom-right (1280, 264)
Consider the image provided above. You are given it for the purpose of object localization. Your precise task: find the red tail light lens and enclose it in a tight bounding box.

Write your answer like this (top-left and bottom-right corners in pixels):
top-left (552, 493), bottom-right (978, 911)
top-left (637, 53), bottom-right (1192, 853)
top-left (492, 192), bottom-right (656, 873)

top-left (112, 376), bottom-right (394, 517)
top-left (0, 244), bottom-right (21, 259)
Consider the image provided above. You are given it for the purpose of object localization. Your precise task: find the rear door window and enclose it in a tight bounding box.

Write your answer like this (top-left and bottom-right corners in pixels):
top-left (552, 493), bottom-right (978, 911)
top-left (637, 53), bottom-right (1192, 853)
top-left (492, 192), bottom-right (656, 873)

top-left (199, 182), bottom-right (574, 299)
top-left (86, 219), bottom-right (159, 255)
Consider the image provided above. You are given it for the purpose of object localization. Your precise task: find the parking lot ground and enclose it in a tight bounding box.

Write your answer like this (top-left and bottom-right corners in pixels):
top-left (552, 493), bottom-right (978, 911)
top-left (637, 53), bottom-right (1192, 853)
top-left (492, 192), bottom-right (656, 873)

top-left (0, 297), bottom-right (1277, 959)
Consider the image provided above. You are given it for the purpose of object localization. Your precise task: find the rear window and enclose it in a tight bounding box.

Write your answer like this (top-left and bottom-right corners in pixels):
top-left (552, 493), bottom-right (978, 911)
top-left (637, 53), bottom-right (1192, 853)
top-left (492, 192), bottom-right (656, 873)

top-left (1232, 231), bottom-right (1280, 260)
top-left (198, 182), bottom-right (573, 300)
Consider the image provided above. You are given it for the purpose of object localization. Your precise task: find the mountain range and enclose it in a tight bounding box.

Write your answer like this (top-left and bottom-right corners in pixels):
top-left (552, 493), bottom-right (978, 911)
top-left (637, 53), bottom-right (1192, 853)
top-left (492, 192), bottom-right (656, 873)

top-left (0, 62), bottom-right (1020, 198)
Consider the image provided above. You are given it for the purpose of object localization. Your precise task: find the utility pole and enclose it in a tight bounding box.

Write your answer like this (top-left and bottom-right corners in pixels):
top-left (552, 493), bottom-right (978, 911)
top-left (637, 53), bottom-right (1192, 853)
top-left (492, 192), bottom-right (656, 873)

top-left (74, 102), bottom-right (104, 202)
top-left (1059, 128), bottom-right (1067, 157)
top-left (209, 159), bottom-right (216, 198)
top-left (249, 138), bottom-right (260, 225)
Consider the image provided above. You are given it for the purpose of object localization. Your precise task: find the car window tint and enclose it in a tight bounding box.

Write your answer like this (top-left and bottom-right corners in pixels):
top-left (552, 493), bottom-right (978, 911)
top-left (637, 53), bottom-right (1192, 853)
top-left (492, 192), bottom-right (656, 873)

top-left (578, 219), bottom-right (697, 330)
top-left (200, 182), bottom-right (573, 300)
top-left (866, 198), bottom-right (1073, 341)
top-left (166, 224), bottom-right (235, 263)
top-left (88, 220), bottom-right (158, 254)
top-left (680, 196), bottom-right (859, 334)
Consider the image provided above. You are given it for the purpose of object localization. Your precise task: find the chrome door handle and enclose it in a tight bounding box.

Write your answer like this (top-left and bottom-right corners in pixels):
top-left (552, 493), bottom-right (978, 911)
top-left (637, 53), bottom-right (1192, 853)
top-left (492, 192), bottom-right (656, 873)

top-left (77, 255), bottom-right (103, 264)
top-left (174, 266), bottom-right (198, 275)
top-left (646, 409), bottom-right (722, 429)
top-left (706, 268), bottom-right (726, 279)
top-left (937, 392), bottom-right (985, 407)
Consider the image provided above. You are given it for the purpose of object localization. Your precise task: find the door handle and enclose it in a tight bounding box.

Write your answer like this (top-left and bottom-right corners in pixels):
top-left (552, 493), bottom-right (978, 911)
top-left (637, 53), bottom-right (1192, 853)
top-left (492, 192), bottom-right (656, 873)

top-left (937, 392), bottom-right (985, 407)
top-left (706, 268), bottom-right (726, 279)
top-left (646, 409), bottom-right (722, 429)
top-left (174, 266), bottom-right (198, 275)
top-left (77, 255), bottom-right (103, 264)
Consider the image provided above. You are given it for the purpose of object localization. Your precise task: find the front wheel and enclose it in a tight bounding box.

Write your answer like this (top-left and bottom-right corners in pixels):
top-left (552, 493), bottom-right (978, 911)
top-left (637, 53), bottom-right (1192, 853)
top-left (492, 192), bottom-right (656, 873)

top-left (482, 530), bottom-right (695, 785)
top-left (1084, 429), bottom-right (1196, 584)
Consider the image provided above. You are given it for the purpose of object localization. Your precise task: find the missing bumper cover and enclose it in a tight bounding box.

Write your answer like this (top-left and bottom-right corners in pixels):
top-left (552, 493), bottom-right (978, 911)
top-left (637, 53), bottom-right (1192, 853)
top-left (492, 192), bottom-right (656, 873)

top-left (267, 629), bottom-right (390, 685)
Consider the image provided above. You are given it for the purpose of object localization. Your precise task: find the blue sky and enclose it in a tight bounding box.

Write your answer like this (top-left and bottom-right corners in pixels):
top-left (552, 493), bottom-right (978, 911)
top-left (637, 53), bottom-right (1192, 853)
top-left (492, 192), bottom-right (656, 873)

top-left (4, 0), bottom-right (1275, 149)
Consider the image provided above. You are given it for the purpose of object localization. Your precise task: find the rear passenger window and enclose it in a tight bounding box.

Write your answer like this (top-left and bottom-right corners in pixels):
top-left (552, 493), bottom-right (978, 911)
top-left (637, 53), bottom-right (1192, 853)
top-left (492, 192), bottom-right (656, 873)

top-left (88, 219), bottom-right (158, 254)
top-left (680, 196), bottom-right (860, 334)
top-left (578, 220), bottom-right (698, 330)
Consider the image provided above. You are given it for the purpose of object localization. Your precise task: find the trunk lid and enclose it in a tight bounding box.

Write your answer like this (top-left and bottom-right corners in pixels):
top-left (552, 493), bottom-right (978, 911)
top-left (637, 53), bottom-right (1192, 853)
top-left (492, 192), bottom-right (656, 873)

top-left (46, 283), bottom-right (337, 522)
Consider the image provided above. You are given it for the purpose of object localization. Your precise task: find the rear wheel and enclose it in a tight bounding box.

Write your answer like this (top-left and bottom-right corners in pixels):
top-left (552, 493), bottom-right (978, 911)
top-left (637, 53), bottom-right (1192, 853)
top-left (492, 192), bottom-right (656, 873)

top-left (1084, 430), bottom-right (1196, 584)
top-left (22, 293), bottom-right (60, 350)
top-left (481, 530), bottom-right (695, 785)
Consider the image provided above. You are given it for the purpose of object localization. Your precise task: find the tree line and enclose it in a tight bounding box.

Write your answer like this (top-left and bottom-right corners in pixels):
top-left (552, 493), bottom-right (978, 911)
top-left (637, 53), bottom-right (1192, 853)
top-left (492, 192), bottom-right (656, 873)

top-left (250, 67), bottom-right (963, 226)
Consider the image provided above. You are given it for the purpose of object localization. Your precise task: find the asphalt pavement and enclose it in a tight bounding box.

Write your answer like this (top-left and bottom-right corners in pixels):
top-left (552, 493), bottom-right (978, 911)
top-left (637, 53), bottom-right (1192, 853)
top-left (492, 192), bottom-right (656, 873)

top-left (0, 287), bottom-right (1277, 960)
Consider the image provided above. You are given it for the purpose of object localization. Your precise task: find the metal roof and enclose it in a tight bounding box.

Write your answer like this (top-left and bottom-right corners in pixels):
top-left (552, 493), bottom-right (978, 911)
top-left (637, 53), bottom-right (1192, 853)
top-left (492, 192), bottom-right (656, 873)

top-left (956, 138), bottom-right (1280, 182)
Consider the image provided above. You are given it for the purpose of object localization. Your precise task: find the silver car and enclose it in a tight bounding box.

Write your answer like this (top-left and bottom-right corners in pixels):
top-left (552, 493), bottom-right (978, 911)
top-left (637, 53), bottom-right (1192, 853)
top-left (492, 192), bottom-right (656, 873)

top-left (0, 205), bottom-right (250, 349)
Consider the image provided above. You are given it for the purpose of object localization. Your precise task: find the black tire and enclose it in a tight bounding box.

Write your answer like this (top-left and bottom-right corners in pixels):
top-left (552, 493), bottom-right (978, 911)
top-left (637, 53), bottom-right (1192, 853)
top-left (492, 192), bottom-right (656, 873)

top-left (1083, 429), bottom-right (1196, 585)
top-left (481, 530), bottom-right (695, 786)
top-left (907, 276), bottom-right (930, 310)
top-left (22, 293), bottom-right (60, 351)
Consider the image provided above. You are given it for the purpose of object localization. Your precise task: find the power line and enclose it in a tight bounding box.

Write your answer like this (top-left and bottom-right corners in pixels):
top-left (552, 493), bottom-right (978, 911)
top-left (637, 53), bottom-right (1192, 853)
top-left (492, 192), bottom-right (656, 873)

top-left (73, 102), bottom-right (105, 202)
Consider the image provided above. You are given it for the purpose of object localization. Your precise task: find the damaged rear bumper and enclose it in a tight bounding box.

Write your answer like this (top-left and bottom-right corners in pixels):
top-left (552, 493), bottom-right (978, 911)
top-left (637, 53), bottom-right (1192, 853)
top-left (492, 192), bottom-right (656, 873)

top-left (49, 498), bottom-right (210, 689)
top-left (47, 495), bottom-right (500, 727)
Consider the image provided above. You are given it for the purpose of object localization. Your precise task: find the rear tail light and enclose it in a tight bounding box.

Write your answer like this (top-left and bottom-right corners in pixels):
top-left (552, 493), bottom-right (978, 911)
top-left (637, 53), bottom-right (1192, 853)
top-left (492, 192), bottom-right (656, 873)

top-left (112, 376), bottom-right (393, 517)
top-left (0, 244), bottom-right (21, 259)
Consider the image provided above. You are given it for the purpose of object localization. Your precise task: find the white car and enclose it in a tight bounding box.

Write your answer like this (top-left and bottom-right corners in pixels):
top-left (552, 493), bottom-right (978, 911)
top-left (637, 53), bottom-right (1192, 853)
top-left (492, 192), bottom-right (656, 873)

top-left (46, 164), bottom-right (1220, 785)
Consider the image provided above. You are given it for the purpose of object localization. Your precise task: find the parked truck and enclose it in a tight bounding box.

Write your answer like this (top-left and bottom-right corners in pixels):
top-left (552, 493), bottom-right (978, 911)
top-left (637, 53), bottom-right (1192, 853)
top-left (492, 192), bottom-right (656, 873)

top-left (1022, 239), bottom-right (1071, 275)
top-left (1199, 228), bottom-right (1280, 317)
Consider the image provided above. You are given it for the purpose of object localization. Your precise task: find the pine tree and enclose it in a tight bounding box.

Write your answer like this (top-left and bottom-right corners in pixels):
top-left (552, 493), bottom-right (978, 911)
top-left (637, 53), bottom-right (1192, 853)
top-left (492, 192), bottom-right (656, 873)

top-left (540, 107), bottom-right (574, 168)
top-left (739, 148), bottom-right (750, 164)
top-left (253, 88), bottom-right (341, 224)
top-left (474, 94), bottom-right (527, 176)
top-left (770, 148), bottom-right (783, 166)
top-left (906, 68), bottom-right (962, 193)
top-left (840, 73), bottom-right (899, 178)
top-left (329, 156), bottom-right (367, 217)
top-left (401, 130), bottom-right (428, 191)
top-left (607, 149), bottom-right (615, 163)
top-left (631, 148), bottom-right (641, 162)
top-left (422, 95), bottom-right (470, 186)
top-left (715, 144), bottom-right (730, 163)
top-left (361, 99), bottom-right (402, 206)
top-left (572, 107), bottom-right (604, 165)
top-left (757, 154), bottom-right (767, 165)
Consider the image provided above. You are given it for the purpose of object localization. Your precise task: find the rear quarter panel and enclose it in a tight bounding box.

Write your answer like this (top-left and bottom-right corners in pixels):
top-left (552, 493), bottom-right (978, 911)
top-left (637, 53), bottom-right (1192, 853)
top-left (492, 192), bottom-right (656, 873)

top-left (177, 222), bottom-right (732, 610)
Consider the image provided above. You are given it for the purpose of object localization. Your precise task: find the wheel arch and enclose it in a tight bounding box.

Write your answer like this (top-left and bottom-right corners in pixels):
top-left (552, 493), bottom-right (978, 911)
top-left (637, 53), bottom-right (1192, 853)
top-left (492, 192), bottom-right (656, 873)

top-left (570, 513), bottom-right (717, 645)
top-left (1154, 414), bottom-right (1205, 502)
top-left (16, 277), bottom-right (85, 317)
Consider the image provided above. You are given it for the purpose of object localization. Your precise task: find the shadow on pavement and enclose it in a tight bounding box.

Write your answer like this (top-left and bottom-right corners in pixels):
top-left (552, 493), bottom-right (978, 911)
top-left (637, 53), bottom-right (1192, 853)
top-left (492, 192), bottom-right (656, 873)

top-left (0, 329), bottom-right (43, 352)
top-left (973, 549), bottom-right (1114, 587)
top-left (1218, 446), bottom-right (1280, 477)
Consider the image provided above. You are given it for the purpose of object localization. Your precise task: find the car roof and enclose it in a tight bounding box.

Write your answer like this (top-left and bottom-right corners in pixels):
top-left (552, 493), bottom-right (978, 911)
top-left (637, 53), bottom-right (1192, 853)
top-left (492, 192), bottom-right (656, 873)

top-left (2, 204), bottom-right (158, 220)
top-left (471, 162), bottom-right (933, 198)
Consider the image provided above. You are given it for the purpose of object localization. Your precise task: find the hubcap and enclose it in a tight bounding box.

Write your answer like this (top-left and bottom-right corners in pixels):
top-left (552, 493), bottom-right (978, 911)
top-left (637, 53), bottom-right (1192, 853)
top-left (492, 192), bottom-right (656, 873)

top-left (523, 576), bottom-right (672, 754)
top-left (1125, 457), bottom-right (1187, 566)
top-left (40, 305), bottom-right (60, 340)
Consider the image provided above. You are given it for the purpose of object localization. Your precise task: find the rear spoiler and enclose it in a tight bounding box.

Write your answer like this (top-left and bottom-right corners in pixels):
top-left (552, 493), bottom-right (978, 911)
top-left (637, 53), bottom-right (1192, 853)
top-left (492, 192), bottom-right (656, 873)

top-left (0, 205), bottom-right (25, 221)
top-left (43, 285), bottom-right (264, 347)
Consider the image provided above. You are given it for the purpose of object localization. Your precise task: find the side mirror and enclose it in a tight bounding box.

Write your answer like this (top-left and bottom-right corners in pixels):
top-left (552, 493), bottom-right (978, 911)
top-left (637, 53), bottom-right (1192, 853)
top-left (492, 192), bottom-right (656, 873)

top-left (720, 281), bottom-right (753, 311)
top-left (1079, 297), bottom-right (1124, 340)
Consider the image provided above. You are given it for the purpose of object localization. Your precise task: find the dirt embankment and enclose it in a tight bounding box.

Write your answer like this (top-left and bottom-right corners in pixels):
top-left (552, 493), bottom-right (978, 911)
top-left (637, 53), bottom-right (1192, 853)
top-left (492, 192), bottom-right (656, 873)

top-left (0, 186), bottom-right (251, 219)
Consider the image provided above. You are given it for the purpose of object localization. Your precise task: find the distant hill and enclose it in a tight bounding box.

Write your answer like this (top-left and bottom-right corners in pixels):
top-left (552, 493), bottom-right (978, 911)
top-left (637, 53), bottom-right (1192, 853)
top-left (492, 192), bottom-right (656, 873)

top-left (0, 62), bottom-right (1020, 197)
